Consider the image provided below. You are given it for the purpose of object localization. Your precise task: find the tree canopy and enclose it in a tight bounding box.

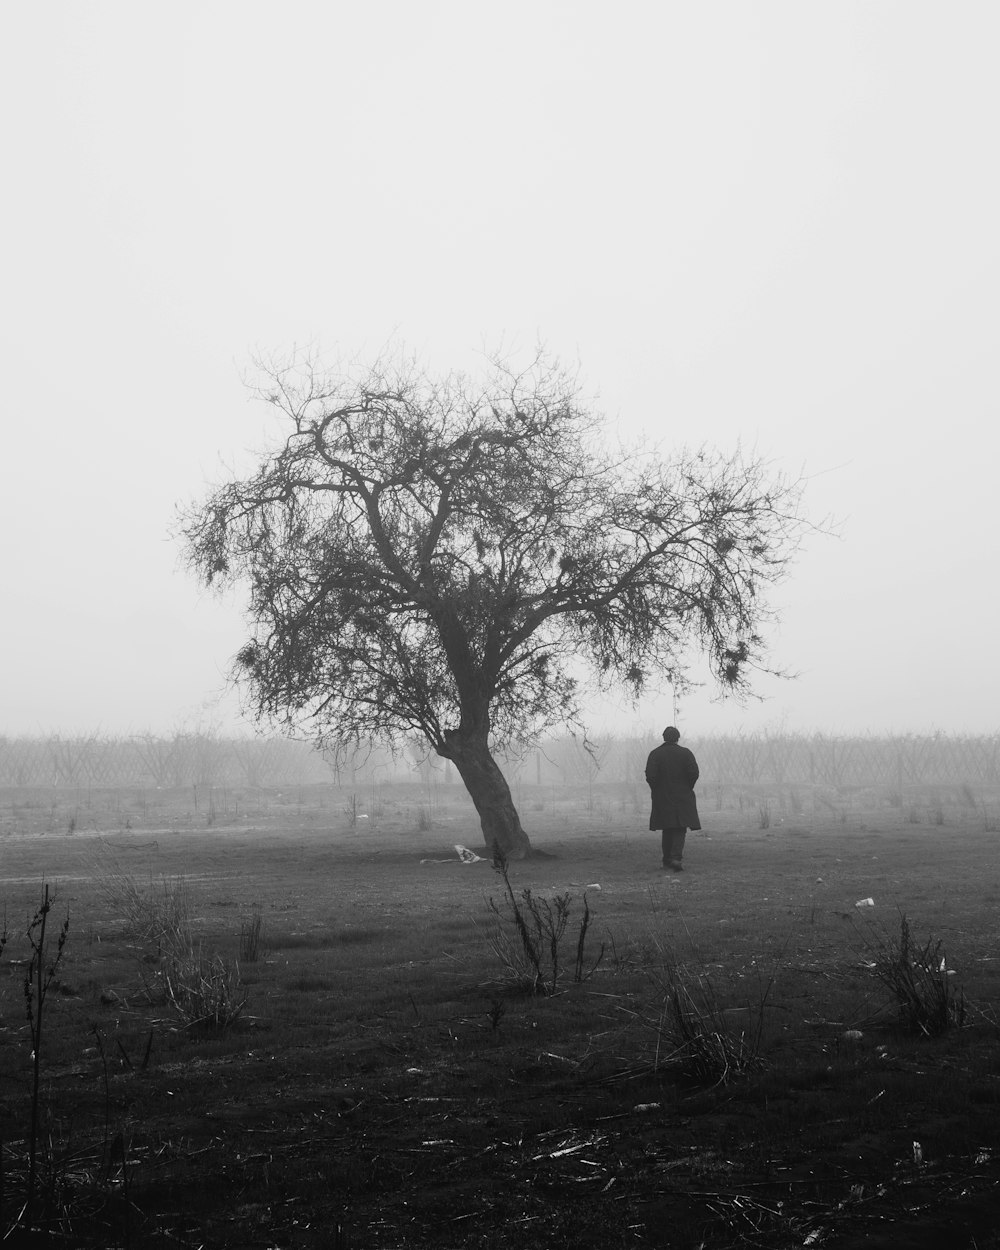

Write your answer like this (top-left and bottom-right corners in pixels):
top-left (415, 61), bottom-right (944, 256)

top-left (181, 350), bottom-right (811, 857)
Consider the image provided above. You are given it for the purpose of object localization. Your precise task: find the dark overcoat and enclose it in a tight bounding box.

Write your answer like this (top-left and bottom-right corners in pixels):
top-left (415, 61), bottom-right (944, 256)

top-left (645, 742), bottom-right (701, 831)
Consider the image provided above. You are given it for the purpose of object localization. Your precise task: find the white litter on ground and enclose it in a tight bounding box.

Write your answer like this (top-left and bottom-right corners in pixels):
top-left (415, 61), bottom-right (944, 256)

top-left (418, 844), bottom-right (487, 864)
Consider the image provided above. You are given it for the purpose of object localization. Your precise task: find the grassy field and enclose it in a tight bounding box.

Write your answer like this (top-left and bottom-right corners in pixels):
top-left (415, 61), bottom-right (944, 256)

top-left (2, 781), bottom-right (1000, 1247)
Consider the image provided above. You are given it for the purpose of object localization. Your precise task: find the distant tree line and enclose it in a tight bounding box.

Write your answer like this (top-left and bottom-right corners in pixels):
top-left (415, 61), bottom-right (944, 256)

top-left (0, 731), bottom-right (997, 791)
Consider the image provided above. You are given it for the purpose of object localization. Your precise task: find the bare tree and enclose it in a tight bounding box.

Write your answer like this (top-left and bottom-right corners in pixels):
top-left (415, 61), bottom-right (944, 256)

top-left (180, 349), bottom-right (812, 858)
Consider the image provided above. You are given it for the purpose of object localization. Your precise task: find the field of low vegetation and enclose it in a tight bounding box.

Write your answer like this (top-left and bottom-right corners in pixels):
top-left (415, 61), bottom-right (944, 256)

top-left (2, 734), bottom-right (1000, 1246)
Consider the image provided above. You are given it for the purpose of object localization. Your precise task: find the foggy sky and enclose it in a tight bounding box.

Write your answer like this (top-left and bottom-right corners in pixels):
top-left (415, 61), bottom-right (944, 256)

top-left (2, 2), bottom-right (998, 739)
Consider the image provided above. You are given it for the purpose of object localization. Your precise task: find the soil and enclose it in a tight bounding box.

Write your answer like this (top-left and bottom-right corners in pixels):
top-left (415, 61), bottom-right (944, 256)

top-left (2, 782), bottom-right (1000, 1247)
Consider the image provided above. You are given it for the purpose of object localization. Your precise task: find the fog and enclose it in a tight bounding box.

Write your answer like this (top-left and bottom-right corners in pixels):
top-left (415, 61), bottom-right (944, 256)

top-left (2, 3), bottom-right (998, 739)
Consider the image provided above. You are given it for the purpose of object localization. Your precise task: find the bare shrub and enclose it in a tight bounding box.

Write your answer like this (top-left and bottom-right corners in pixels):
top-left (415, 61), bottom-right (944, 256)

top-left (486, 852), bottom-right (603, 994)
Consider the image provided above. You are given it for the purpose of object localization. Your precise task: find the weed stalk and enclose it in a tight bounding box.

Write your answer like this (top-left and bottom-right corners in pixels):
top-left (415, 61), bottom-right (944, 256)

top-left (489, 851), bottom-right (603, 994)
top-left (23, 884), bottom-right (69, 1219)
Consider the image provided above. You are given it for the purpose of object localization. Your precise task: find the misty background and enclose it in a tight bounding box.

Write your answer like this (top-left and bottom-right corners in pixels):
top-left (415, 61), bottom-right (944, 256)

top-left (2, 2), bottom-right (998, 740)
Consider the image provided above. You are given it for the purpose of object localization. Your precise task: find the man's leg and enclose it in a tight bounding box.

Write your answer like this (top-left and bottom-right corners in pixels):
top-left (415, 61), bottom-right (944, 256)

top-left (661, 828), bottom-right (685, 869)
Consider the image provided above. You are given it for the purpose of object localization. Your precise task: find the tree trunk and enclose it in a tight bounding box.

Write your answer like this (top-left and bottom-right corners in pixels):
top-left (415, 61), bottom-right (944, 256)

top-left (443, 732), bottom-right (532, 860)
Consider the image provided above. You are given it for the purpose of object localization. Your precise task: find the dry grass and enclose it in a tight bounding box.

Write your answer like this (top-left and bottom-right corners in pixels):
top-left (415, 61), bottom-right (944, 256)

top-left (655, 973), bottom-right (771, 1085)
top-left (92, 842), bottom-right (247, 1032)
top-left (156, 940), bottom-right (248, 1031)
top-left (862, 912), bottom-right (966, 1036)
top-left (90, 840), bottom-right (191, 950)
top-left (238, 903), bottom-right (267, 962)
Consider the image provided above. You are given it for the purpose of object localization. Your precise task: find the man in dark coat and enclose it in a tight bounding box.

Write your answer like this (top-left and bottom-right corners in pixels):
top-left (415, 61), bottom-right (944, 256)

top-left (645, 726), bottom-right (701, 871)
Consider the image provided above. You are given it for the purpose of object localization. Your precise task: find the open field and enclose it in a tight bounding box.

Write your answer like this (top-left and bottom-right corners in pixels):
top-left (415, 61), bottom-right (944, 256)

top-left (3, 781), bottom-right (1000, 1247)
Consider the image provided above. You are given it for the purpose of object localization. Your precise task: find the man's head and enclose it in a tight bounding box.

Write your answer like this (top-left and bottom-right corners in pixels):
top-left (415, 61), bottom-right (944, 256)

top-left (662, 726), bottom-right (681, 743)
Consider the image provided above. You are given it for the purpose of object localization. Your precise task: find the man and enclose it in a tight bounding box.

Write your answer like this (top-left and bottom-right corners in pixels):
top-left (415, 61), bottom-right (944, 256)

top-left (645, 726), bottom-right (701, 872)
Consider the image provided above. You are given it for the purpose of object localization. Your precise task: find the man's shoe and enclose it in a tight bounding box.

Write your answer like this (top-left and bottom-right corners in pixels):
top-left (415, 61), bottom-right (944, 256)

top-left (669, 861), bottom-right (684, 872)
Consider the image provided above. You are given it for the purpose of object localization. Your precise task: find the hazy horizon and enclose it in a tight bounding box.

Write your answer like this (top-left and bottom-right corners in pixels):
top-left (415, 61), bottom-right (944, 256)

top-left (3, 3), bottom-right (998, 740)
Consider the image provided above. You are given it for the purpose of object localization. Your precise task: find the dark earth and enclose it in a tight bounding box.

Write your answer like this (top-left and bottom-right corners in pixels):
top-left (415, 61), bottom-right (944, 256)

top-left (2, 781), bottom-right (1000, 1247)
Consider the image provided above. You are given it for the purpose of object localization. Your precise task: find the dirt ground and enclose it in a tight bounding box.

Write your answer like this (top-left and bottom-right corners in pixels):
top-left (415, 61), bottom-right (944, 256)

top-left (2, 783), bottom-right (1000, 1247)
